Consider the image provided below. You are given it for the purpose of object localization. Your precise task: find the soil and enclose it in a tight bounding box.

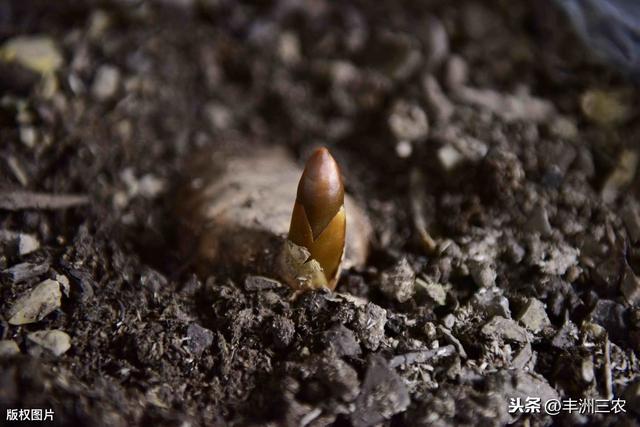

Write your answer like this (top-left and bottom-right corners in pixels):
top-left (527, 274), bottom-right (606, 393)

top-left (1, 1), bottom-right (640, 426)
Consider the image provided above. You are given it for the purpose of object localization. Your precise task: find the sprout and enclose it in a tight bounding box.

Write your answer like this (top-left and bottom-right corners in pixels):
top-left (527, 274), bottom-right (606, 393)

top-left (287, 147), bottom-right (346, 290)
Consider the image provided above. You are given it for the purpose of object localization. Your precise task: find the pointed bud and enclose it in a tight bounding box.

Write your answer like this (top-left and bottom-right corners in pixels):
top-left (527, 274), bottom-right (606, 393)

top-left (288, 147), bottom-right (346, 290)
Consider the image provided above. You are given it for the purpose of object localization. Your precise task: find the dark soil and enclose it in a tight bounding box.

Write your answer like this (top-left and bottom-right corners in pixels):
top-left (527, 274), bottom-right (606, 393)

top-left (1, 1), bottom-right (640, 426)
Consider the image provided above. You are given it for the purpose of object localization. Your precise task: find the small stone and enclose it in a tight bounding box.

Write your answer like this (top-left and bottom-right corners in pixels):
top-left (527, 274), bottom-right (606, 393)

top-left (17, 233), bottom-right (39, 255)
top-left (0, 340), bottom-right (20, 357)
top-left (0, 36), bottom-right (63, 75)
top-left (138, 175), bottom-right (165, 198)
top-left (91, 65), bottom-right (120, 100)
top-left (278, 32), bottom-right (301, 65)
top-left (322, 324), bottom-right (361, 357)
top-left (244, 275), bottom-right (282, 291)
top-left (551, 321), bottom-right (578, 349)
top-left (505, 241), bottom-right (525, 264)
top-left (471, 290), bottom-right (511, 319)
top-left (379, 258), bottom-right (415, 303)
top-left (580, 357), bottom-right (595, 383)
top-left (437, 144), bottom-right (464, 171)
top-left (186, 323), bottom-right (214, 356)
top-left (481, 316), bottom-right (528, 343)
top-left (388, 100), bottom-right (429, 142)
top-left (6, 279), bottom-right (62, 325)
top-left (621, 265), bottom-right (640, 306)
top-left (27, 330), bottom-right (71, 356)
top-left (1, 262), bottom-right (49, 283)
top-left (205, 102), bottom-right (233, 131)
top-left (549, 116), bottom-right (578, 140)
top-left (423, 322), bottom-right (437, 340)
top-left (317, 356), bottom-right (360, 402)
top-left (468, 260), bottom-right (496, 288)
top-left (19, 126), bottom-right (37, 148)
top-left (416, 278), bottom-right (446, 305)
top-left (535, 243), bottom-right (579, 276)
top-left (526, 205), bottom-right (552, 236)
top-left (352, 355), bottom-right (410, 427)
top-left (580, 88), bottom-right (631, 127)
top-left (56, 274), bottom-right (70, 297)
top-left (442, 314), bottom-right (456, 329)
top-left (395, 140), bottom-right (412, 158)
top-left (355, 303), bottom-right (387, 351)
top-left (517, 298), bottom-right (550, 333)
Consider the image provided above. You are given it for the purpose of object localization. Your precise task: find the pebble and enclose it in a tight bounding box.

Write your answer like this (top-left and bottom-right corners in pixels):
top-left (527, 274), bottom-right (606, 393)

top-left (19, 234), bottom-right (40, 255)
top-left (0, 340), bottom-right (20, 357)
top-left (205, 102), bottom-right (234, 131)
top-left (580, 88), bottom-right (631, 127)
top-left (322, 324), bottom-right (361, 357)
top-left (355, 303), bottom-right (387, 351)
top-left (388, 100), bottom-right (429, 142)
top-left (551, 321), bottom-right (578, 349)
top-left (481, 316), bottom-right (528, 343)
top-left (416, 278), bottom-right (446, 305)
top-left (378, 258), bottom-right (415, 303)
top-left (549, 116), bottom-right (578, 140)
top-left (1, 261), bottom-right (49, 283)
top-left (535, 242), bottom-right (579, 276)
top-left (19, 126), bottom-right (37, 148)
top-left (395, 140), bottom-right (412, 158)
top-left (91, 65), bottom-right (120, 100)
top-left (0, 35), bottom-right (63, 75)
top-left (471, 290), bottom-right (511, 318)
top-left (6, 278), bottom-right (62, 325)
top-left (580, 357), bottom-right (595, 383)
top-left (517, 298), bottom-right (550, 333)
top-left (352, 355), bottom-right (410, 427)
top-left (437, 144), bottom-right (464, 171)
top-left (526, 205), bottom-right (553, 237)
top-left (186, 323), bottom-right (214, 356)
top-left (468, 260), bottom-right (496, 288)
top-left (316, 356), bottom-right (360, 402)
top-left (27, 329), bottom-right (71, 356)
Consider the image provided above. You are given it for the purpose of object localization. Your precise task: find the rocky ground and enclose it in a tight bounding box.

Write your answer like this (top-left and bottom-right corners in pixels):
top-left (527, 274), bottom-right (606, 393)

top-left (1, 1), bottom-right (640, 426)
